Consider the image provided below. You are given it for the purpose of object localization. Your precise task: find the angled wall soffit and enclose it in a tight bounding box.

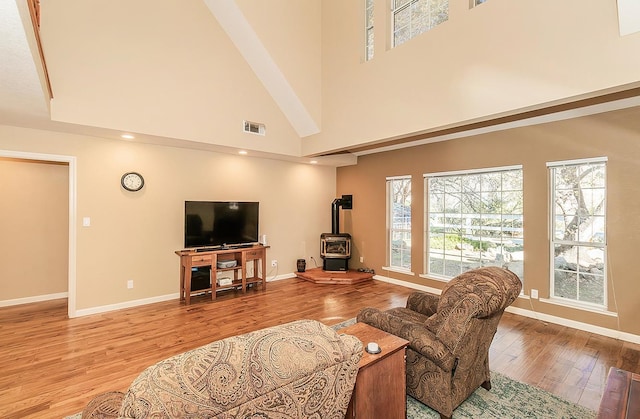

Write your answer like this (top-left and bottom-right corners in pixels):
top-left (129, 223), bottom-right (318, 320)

top-left (203, 0), bottom-right (319, 138)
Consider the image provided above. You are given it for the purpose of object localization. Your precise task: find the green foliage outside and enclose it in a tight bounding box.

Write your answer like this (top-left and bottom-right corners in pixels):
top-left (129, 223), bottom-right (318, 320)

top-left (430, 234), bottom-right (495, 252)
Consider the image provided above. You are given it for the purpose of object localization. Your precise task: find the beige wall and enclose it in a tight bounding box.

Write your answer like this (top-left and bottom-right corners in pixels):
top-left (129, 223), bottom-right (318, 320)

top-left (307, 0), bottom-right (640, 155)
top-left (0, 158), bottom-right (68, 300)
top-left (40, 0), bottom-right (320, 157)
top-left (337, 106), bottom-right (640, 336)
top-left (0, 125), bottom-right (336, 311)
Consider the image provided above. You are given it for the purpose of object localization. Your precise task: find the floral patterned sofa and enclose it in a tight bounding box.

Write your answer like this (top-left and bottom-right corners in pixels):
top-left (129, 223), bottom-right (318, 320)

top-left (82, 319), bottom-right (363, 419)
top-left (357, 266), bottom-right (522, 419)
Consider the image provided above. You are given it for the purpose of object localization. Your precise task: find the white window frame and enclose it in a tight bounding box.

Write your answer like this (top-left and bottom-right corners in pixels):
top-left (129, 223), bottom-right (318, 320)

top-left (385, 176), bottom-right (412, 273)
top-left (365, 0), bottom-right (374, 61)
top-left (391, 0), bottom-right (449, 48)
top-left (424, 165), bottom-right (524, 283)
top-left (548, 157), bottom-right (607, 310)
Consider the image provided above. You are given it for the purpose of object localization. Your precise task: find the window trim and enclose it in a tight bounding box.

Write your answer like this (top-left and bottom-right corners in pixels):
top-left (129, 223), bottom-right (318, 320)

top-left (548, 157), bottom-right (608, 310)
top-left (386, 175), bottom-right (413, 272)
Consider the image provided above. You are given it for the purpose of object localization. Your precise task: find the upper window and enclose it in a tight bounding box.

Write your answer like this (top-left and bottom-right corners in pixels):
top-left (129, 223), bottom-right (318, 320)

top-left (549, 158), bottom-right (607, 308)
top-left (365, 0), bottom-right (374, 61)
top-left (392, 0), bottom-right (449, 48)
top-left (387, 176), bottom-right (412, 271)
top-left (425, 166), bottom-right (524, 281)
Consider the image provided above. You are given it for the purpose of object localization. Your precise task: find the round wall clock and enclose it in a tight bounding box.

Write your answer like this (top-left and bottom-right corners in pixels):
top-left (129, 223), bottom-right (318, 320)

top-left (121, 172), bottom-right (145, 192)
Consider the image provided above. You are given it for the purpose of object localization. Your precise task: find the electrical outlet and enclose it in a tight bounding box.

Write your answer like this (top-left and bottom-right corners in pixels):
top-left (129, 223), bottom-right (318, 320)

top-left (127, 280), bottom-right (134, 289)
top-left (359, 256), bottom-right (364, 263)
top-left (531, 289), bottom-right (538, 299)
top-left (271, 260), bottom-right (278, 267)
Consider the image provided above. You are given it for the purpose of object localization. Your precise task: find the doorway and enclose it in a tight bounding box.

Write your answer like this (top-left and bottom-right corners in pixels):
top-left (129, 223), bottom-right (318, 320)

top-left (0, 150), bottom-right (77, 317)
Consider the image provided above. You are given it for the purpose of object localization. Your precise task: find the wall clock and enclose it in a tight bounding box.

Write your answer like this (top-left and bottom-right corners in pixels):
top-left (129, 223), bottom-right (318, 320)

top-left (121, 172), bottom-right (145, 192)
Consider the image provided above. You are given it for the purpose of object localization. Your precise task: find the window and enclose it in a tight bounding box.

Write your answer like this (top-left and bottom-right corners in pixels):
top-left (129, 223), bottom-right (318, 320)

top-left (549, 158), bottom-right (607, 307)
top-left (392, 0), bottom-right (449, 48)
top-left (426, 166), bottom-right (523, 281)
top-left (472, 0), bottom-right (487, 7)
top-left (387, 176), bottom-right (412, 271)
top-left (365, 0), bottom-right (374, 61)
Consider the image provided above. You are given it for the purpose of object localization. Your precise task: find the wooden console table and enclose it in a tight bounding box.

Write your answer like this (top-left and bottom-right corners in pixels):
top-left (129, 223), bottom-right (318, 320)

top-left (338, 322), bottom-right (409, 419)
top-left (175, 245), bottom-right (268, 305)
top-left (597, 367), bottom-right (640, 418)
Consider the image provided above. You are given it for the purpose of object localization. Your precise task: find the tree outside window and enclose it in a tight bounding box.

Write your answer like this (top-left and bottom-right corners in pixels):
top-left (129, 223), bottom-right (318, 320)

top-left (550, 159), bottom-right (606, 307)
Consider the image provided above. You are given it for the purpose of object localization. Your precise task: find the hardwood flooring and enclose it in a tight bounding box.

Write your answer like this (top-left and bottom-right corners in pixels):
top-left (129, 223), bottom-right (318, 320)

top-left (1, 277), bottom-right (639, 418)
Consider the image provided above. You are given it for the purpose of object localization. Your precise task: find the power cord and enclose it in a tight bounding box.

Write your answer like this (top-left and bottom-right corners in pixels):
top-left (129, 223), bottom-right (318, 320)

top-left (310, 256), bottom-right (319, 268)
top-left (527, 292), bottom-right (548, 326)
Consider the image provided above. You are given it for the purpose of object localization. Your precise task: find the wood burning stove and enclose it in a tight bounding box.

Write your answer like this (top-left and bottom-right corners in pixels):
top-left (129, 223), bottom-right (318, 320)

top-left (321, 195), bottom-right (352, 271)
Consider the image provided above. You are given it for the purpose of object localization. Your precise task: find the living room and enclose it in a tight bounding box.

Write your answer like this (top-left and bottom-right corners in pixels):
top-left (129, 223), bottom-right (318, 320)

top-left (1, 0), bottom-right (640, 417)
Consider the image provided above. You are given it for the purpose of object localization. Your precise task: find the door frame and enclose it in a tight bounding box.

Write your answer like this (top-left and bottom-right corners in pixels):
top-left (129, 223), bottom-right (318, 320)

top-left (0, 150), bottom-right (77, 318)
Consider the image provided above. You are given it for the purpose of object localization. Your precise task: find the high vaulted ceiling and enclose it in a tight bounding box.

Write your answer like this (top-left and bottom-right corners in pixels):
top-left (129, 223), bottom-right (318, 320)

top-left (2, 0), bottom-right (640, 166)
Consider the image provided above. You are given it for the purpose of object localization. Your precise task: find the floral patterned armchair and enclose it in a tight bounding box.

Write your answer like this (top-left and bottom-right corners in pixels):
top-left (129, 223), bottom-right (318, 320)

top-left (357, 267), bottom-right (521, 419)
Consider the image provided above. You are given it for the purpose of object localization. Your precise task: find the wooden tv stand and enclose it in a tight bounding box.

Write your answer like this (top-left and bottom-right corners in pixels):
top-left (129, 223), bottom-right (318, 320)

top-left (175, 245), bottom-right (269, 305)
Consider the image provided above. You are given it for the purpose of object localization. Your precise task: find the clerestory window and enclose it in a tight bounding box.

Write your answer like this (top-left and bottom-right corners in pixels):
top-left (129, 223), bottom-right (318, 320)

top-left (392, 0), bottom-right (449, 48)
top-left (365, 0), bottom-right (374, 61)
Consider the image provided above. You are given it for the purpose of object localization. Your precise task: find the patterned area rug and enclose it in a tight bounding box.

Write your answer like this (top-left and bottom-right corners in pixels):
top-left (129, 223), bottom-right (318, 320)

top-left (65, 318), bottom-right (596, 419)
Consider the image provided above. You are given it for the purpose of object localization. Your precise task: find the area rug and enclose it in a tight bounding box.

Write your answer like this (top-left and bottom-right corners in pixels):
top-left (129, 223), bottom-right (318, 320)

top-left (65, 318), bottom-right (595, 419)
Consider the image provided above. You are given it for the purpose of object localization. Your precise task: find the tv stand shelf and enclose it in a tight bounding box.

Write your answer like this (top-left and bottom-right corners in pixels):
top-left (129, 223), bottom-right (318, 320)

top-left (175, 245), bottom-right (269, 305)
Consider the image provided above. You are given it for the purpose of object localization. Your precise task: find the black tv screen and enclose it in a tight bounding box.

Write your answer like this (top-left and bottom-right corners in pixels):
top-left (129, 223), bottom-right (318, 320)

top-left (184, 201), bottom-right (259, 249)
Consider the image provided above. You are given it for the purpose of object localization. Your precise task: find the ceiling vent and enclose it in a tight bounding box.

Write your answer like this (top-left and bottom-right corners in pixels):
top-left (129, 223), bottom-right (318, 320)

top-left (243, 120), bottom-right (266, 136)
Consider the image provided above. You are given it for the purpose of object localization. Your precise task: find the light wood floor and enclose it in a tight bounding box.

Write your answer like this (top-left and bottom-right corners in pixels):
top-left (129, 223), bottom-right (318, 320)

top-left (1, 277), bottom-right (639, 418)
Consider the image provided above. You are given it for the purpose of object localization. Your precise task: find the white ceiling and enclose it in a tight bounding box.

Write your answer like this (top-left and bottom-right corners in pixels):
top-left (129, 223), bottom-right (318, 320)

top-left (0, 0), bottom-right (50, 127)
top-left (1, 0), bottom-right (639, 164)
top-left (0, 0), bottom-right (355, 166)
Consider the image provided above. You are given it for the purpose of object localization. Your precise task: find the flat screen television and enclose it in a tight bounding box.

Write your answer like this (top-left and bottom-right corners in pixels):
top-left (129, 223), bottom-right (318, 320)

top-left (184, 201), bottom-right (259, 249)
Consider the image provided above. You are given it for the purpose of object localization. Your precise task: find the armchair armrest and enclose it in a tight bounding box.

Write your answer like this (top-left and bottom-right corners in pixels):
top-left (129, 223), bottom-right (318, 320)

top-left (357, 307), bottom-right (456, 372)
top-left (406, 291), bottom-right (439, 317)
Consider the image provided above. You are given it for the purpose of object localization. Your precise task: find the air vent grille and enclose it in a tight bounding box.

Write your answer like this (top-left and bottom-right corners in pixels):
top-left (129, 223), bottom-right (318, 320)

top-left (243, 120), bottom-right (266, 136)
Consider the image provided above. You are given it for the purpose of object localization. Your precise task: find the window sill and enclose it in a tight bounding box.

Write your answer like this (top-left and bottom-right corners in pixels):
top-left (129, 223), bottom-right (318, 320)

top-left (418, 273), bottom-right (450, 283)
top-left (382, 266), bottom-right (415, 276)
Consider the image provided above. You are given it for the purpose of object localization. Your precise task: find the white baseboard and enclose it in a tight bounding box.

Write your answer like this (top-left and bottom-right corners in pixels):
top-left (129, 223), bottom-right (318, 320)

top-left (74, 275), bottom-right (295, 317)
top-left (373, 274), bottom-right (640, 345)
top-left (0, 292), bottom-right (68, 307)
top-left (74, 293), bottom-right (179, 317)
top-left (268, 272), bottom-right (296, 282)
top-left (506, 305), bottom-right (640, 344)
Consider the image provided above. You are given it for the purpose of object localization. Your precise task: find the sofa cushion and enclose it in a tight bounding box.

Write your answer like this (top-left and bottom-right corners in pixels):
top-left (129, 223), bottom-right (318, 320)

top-left (118, 319), bottom-right (362, 418)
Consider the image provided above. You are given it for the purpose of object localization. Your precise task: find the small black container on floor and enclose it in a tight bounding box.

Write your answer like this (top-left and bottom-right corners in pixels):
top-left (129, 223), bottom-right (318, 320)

top-left (297, 259), bottom-right (306, 272)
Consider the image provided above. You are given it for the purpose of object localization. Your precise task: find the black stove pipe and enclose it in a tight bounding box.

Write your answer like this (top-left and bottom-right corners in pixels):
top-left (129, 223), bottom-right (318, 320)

top-left (331, 198), bottom-right (341, 234)
top-left (331, 195), bottom-right (352, 234)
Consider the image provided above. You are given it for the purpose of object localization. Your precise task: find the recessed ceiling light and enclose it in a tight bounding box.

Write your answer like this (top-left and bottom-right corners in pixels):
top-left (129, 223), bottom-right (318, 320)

top-left (239, 150), bottom-right (248, 155)
top-left (121, 134), bottom-right (135, 139)
top-left (310, 160), bottom-right (318, 164)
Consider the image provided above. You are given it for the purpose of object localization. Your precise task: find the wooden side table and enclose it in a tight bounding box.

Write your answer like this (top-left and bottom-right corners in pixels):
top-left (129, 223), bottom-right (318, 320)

top-left (338, 322), bottom-right (409, 419)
